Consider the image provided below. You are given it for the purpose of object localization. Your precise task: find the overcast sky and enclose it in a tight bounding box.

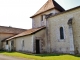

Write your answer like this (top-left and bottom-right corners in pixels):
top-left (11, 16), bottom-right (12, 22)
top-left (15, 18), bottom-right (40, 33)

top-left (0, 0), bottom-right (80, 29)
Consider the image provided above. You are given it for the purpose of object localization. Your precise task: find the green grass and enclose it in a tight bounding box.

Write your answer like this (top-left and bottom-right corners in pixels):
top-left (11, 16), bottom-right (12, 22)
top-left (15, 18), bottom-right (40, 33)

top-left (0, 51), bottom-right (80, 60)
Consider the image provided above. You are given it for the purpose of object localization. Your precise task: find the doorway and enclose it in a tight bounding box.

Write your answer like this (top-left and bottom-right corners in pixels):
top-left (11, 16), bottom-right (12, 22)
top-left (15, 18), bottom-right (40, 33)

top-left (36, 39), bottom-right (40, 54)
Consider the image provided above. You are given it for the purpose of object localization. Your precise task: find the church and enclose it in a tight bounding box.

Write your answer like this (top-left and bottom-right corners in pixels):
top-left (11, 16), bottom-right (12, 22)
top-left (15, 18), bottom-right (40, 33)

top-left (1, 0), bottom-right (80, 54)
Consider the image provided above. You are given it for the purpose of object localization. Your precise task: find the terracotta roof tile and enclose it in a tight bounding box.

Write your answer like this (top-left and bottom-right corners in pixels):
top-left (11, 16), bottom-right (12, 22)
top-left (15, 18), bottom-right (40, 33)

top-left (0, 26), bottom-right (26, 34)
top-left (30, 0), bottom-right (65, 18)
top-left (6, 26), bottom-right (46, 40)
top-left (33, 0), bottom-right (54, 16)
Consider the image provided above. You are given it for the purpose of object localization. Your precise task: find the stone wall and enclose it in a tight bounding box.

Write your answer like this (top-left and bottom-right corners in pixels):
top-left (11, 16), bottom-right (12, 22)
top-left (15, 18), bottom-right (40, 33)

top-left (48, 7), bottom-right (80, 54)
top-left (15, 35), bottom-right (34, 53)
top-left (32, 9), bottom-right (60, 28)
top-left (34, 29), bottom-right (47, 53)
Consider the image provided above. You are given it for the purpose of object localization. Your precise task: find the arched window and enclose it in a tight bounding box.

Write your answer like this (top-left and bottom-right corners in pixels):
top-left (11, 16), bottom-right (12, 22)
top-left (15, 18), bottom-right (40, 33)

top-left (60, 27), bottom-right (64, 39)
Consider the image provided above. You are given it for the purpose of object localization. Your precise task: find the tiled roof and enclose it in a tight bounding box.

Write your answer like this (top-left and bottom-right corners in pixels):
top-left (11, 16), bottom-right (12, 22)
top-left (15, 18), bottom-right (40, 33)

top-left (30, 0), bottom-right (65, 18)
top-left (6, 26), bottom-right (46, 40)
top-left (0, 26), bottom-right (26, 34)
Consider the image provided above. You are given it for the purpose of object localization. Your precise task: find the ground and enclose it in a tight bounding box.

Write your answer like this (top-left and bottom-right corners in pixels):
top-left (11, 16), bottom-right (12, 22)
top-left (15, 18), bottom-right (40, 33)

top-left (0, 54), bottom-right (27, 60)
top-left (0, 51), bottom-right (80, 60)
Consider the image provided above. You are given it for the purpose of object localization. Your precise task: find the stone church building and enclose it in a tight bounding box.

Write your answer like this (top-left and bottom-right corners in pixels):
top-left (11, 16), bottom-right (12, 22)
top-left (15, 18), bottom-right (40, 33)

top-left (1, 0), bottom-right (80, 54)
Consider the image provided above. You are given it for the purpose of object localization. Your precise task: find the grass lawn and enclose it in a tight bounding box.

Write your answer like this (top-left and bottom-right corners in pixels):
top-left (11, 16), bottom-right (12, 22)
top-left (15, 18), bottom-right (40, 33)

top-left (0, 51), bottom-right (80, 60)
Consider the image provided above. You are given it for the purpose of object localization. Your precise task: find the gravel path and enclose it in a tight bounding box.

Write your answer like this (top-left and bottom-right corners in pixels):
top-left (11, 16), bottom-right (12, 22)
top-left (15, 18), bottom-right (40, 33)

top-left (0, 54), bottom-right (30, 60)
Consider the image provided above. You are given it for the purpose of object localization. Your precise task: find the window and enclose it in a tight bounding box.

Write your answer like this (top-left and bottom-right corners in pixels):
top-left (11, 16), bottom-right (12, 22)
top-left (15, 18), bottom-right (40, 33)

top-left (60, 27), bottom-right (64, 39)
top-left (22, 40), bottom-right (24, 47)
top-left (11, 41), bottom-right (14, 46)
top-left (6, 41), bottom-right (8, 45)
top-left (41, 15), bottom-right (43, 21)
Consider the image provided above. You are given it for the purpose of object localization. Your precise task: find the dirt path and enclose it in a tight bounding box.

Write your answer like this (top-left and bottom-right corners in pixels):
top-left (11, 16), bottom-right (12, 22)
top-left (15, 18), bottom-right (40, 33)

top-left (0, 54), bottom-right (30, 60)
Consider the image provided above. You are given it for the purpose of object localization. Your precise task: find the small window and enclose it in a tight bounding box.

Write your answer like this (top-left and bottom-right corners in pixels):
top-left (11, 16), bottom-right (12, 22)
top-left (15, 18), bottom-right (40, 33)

top-left (22, 40), bottom-right (24, 47)
top-left (41, 15), bottom-right (43, 21)
top-left (60, 27), bottom-right (64, 39)
top-left (6, 41), bottom-right (8, 45)
top-left (11, 41), bottom-right (14, 46)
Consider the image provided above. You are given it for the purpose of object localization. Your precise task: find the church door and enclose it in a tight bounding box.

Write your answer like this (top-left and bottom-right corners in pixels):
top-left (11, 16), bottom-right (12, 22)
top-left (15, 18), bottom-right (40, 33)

top-left (36, 39), bottom-right (40, 54)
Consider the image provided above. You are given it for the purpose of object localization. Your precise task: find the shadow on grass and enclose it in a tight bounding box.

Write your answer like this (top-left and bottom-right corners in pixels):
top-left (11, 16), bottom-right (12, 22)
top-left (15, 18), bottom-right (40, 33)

top-left (34, 53), bottom-right (63, 57)
top-left (0, 50), bottom-right (16, 53)
top-left (72, 54), bottom-right (80, 57)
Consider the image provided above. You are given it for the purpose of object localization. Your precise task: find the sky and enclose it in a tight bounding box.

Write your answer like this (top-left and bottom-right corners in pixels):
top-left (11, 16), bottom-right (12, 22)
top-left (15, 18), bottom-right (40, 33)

top-left (0, 0), bottom-right (80, 29)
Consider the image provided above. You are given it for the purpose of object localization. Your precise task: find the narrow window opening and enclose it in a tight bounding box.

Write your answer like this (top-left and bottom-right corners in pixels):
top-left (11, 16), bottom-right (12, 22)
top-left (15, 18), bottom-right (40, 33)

top-left (6, 41), bottom-right (8, 45)
top-left (60, 27), bottom-right (64, 39)
top-left (22, 40), bottom-right (24, 47)
top-left (41, 15), bottom-right (43, 21)
top-left (11, 41), bottom-right (14, 46)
